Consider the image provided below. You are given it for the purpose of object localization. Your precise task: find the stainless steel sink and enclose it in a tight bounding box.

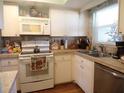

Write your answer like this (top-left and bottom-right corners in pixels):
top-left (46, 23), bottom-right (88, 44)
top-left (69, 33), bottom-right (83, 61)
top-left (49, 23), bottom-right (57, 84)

top-left (78, 51), bottom-right (108, 57)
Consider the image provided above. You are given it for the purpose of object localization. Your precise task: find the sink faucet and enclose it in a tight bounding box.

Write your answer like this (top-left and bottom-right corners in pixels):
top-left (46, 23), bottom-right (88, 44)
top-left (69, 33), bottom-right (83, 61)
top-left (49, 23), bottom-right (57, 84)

top-left (99, 44), bottom-right (104, 53)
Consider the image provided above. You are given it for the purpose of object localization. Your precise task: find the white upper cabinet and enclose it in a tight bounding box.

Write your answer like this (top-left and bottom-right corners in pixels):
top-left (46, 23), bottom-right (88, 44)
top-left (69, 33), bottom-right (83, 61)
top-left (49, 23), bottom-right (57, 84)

top-left (2, 5), bottom-right (19, 37)
top-left (79, 11), bottom-right (90, 36)
top-left (50, 9), bottom-right (67, 36)
top-left (66, 10), bottom-right (79, 36)
top-left (50, 8), bottom-right (80, 36)
top-left (0, 1), bottom-right (3, 29)
top-left (119, 0), bottom-right (124, 34)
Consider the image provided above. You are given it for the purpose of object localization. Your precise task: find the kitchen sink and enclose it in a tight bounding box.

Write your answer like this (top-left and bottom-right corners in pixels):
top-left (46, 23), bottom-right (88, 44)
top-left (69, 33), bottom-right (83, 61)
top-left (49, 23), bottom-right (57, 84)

top-left (78, 51), bottom-right (108, 57)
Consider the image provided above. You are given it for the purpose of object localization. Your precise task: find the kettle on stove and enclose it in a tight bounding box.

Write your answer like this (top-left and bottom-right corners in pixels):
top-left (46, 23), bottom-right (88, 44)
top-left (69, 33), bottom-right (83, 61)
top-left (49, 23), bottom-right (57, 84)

top-left (34, 46), bottom-right (40, 53)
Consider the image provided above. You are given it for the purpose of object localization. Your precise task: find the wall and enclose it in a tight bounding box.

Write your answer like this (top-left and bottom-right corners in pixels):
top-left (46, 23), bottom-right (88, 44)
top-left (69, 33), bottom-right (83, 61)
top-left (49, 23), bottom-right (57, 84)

top-left (0, 30), bottom-right (2, 48)
top-left (79, 10), bottom-right (92, 47)
top-left (51, 36), bottom-right (87, 49)
top-left (80, 0), bottom-right (107, 11)
top-left (1, 36), bottom-right (88, 50)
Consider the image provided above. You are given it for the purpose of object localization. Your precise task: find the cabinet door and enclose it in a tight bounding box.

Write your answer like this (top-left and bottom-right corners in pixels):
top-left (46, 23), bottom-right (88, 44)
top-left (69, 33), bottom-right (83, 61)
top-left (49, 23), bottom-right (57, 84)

top-left (73, 55), bottom-right (83, 87)
top-left (55, 60), bottom-right (72, 84)
top-left (119, 0), bottom-right (124, 34)
top-left (2, 5), bottom-right (19, 36)
top-left (73, 55), bottom-right (94, 93)
top-left (50, 9), bottom-right (66, 36)
top-left (66, 10), bottom-right (79, 36)
top-left (55, 54), bottom-right (72, 84)
top-left (50, 8), bottom-right (79, 36)
top-left (0, 58), bottom-right (18, 67)
top-left (0, 58), bottom-right (20, 91)
top-left (82, 58), bottom-right (94, 93)
top-left (0, 1), bottom-right (3, 29)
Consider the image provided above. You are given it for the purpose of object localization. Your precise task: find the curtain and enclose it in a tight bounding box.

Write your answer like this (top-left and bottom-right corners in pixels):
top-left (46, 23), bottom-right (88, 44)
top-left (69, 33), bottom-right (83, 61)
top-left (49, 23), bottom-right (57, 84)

top-left (90, 0), bottom-right (118, 44)
top-left (89, 0), bottom-right (118, 13)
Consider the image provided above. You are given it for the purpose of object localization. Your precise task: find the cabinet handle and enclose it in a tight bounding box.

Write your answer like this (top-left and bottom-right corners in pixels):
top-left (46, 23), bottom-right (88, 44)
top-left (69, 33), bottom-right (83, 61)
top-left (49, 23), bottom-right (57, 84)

top-left (63, 57), bottom-right (65, 61)
top-left (8, 61), bottom-right (11, 64)
top-left (80, 65), bottom-right (84, 69)
top-left (55, 62), bottom-right (57, 65)
top-left (81, 60), bottom-right (84, 63)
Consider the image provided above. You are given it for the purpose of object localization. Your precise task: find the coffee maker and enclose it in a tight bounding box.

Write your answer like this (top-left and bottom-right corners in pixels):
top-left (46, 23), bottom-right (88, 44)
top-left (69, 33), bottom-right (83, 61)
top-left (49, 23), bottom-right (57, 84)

top-left (113, 41), bottom-right (124, 59)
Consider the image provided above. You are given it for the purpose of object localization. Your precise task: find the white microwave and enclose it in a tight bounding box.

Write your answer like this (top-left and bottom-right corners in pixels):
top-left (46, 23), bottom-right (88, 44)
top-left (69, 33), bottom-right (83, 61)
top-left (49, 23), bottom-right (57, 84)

top-left (19, 17), bottom-right (50, 35)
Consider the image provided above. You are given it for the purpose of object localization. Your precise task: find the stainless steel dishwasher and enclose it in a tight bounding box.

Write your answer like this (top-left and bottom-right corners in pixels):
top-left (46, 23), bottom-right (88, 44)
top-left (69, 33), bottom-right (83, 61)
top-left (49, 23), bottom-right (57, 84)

top-left (94, 63), bottom-right (124, 93)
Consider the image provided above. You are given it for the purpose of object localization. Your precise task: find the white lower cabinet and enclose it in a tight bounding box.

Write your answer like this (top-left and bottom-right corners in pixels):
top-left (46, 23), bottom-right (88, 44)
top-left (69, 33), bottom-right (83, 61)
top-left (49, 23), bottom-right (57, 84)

top-left (0, 57), bottom-right (20, 91)
top-left (54, 53), bottom-right (94, 93)
top-left (73, 55), bottom-right (94, 93)
top-left (54, 54), bottom-right (72, 84)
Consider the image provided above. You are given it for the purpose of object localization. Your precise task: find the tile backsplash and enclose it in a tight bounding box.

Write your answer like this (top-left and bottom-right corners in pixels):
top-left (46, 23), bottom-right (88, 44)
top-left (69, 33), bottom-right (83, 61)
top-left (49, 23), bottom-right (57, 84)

top-left (95, 43), bottom-right (117, 55)
top-left (1, 35), bottom-right (117, 54)
top-left (1, 36), bottom-right (87, 49)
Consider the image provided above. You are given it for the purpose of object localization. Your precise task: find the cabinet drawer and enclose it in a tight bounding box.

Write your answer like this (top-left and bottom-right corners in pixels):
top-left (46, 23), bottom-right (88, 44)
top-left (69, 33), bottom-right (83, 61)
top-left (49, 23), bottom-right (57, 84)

top-left (0, 58), bottom-right (18, 66)
top-left (55, 55), bottom-right (71, 61)
top-left (1, 66), bottom-right (18, 71)
top-left (83, 59), bottom-right (93, 69)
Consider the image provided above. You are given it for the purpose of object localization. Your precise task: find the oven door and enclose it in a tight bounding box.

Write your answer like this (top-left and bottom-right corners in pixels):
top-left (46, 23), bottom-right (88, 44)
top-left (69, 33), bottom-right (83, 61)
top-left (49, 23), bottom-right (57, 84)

top-left (19, 55), bottom-right (54, 83)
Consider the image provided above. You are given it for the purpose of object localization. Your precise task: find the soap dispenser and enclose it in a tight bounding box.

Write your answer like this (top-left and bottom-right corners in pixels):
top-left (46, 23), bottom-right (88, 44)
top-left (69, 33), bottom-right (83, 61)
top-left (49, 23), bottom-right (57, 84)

top-left (65, 40), bottom-right (68, 49)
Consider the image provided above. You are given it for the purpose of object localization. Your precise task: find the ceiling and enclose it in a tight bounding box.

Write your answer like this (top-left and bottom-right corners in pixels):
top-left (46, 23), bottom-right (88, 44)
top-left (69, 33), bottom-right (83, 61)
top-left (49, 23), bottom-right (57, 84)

top-left (3, 0), bottom-right (106, 10)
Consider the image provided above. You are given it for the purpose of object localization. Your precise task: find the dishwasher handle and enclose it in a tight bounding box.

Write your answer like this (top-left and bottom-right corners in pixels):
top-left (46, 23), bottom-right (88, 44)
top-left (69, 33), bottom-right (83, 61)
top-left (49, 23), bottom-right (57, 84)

top-left (96, 64), bottom-right (124, 79)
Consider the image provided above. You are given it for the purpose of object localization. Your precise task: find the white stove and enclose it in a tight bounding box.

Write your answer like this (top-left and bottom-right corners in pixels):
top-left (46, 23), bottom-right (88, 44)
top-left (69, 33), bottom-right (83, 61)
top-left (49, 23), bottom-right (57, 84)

top-left (19, 41), bottom-right (54, 93)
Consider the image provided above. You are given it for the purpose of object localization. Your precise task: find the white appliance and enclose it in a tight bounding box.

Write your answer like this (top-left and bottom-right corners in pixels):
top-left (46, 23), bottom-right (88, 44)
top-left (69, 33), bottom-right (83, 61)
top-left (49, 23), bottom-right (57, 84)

top-left (19, 41), bottom-right (54, 93)
top-left (19, 17), bottom-right (50, 35)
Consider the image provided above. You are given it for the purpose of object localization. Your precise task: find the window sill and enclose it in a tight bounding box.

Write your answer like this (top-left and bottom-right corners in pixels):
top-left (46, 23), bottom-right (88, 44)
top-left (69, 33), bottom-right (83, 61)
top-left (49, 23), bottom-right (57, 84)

top-left (95, 42), bottom-right (116, 46)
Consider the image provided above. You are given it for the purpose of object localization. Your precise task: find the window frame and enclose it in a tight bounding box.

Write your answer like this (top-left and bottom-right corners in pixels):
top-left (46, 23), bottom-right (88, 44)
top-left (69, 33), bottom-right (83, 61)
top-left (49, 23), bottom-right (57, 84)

top-left (92, 3), bottom-right (119, 44)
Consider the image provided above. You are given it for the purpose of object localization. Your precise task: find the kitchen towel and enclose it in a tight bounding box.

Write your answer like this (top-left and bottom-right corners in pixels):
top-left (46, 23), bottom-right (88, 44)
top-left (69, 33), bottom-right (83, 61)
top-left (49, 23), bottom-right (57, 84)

top-left (30, 56), bottom-right (47, 71)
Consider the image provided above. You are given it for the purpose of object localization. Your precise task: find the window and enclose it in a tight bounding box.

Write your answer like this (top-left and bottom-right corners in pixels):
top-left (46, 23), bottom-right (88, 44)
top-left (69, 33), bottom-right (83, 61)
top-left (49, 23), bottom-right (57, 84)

top-left (92, 4), bottom-right (118, 43)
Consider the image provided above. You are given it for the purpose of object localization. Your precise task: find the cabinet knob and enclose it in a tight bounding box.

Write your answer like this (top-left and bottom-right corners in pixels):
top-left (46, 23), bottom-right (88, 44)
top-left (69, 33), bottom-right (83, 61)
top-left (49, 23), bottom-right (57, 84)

top-left (81, 60), bottom-right (84, 63)
top-left (63, 57), bottom-right (65, 60)
top-left (80, 65), bottom-right (84, 69)
top-left (8, 61), bottom-right (11, 64)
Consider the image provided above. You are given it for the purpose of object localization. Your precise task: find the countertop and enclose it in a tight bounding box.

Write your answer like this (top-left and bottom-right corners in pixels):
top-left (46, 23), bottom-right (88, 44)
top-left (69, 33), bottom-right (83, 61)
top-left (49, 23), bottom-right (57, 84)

top-left (52, 49), bottom-right (83, 54)
top-left (0, 53), bottom-right (19, 58)
top-left (0, 70), bottom-right (18, 93)
top-left (0, 49), bottom-right (80, 58)
top-left (76, 52), bottom-right (124, 73)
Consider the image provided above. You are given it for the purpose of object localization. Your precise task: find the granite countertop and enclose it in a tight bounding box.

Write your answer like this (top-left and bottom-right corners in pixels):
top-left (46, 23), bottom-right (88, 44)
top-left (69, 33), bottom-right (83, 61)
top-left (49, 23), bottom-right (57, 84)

top-left (0, 49), bottom-right (80, 58)
top-left (0, 70), bottom-right (18, 93)
top-left (0, 53), bottom-right (19, 58)
top-left (52, 49), bottom-right (83, 54)
top-left (76, 52), bottom-right (124, 73)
